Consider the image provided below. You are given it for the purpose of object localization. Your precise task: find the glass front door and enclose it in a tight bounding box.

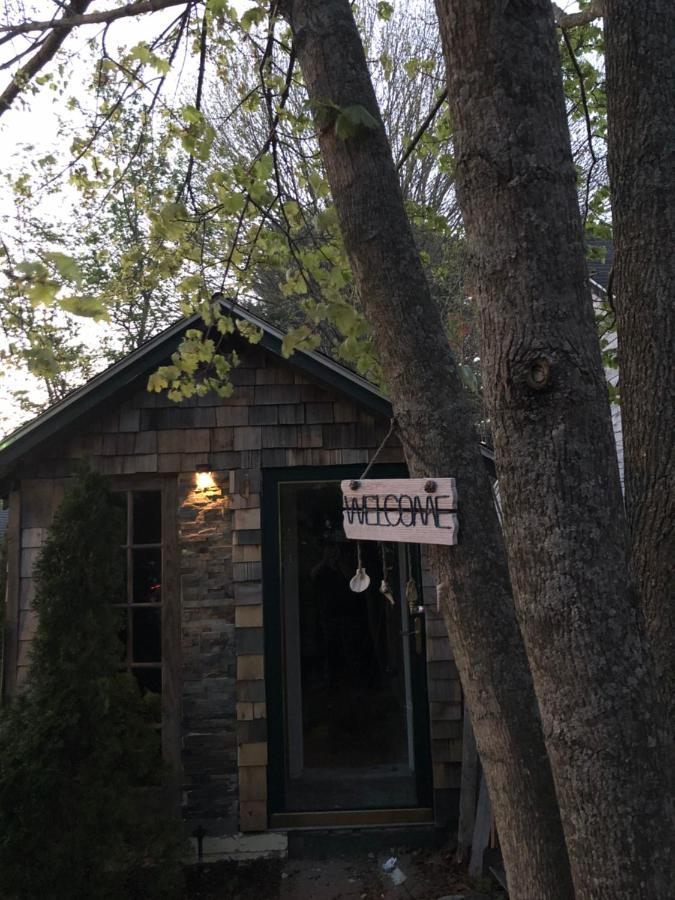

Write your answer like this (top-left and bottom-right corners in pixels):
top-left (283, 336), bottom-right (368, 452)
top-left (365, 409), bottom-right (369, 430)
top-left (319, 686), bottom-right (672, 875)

top-left (264, 471), bottom-right (431, 815)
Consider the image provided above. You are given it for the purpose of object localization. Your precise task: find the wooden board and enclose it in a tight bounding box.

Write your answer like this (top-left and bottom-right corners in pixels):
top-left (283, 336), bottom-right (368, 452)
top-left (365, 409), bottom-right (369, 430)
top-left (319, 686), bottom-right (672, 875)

top-left (341, 478), bottom-right (458, 545)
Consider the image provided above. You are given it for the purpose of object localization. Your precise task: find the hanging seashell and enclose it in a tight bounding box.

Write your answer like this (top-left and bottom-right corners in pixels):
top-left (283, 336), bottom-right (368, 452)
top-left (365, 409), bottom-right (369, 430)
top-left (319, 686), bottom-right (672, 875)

top-left (377, 542), bottom-right (394, 604)
top-left (380, 578), bottom-right (395, 606)
top-left (350, 567), bottom-right (371, 593)
top-left (405, 578), bottom-right (419, 614)
top-left (350, 542), bottom-right (370, 592)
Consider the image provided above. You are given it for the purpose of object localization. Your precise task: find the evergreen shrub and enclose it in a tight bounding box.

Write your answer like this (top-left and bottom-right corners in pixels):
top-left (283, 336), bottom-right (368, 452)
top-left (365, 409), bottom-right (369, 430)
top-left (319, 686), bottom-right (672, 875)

top-left (0, 471), bottom-right (188, 900)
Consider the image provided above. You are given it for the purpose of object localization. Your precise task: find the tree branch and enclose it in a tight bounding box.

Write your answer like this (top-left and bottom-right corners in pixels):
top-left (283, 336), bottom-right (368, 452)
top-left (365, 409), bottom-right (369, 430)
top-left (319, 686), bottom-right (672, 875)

top-left (176, 9), bottom-right (207, 202)
top-left (0, 0), bottom-right (92, 118)
top-left (561, 28), bottom-right (598, 227)
top-left (0, 0), bottom-right (191, 36)
top-left (396, 88), bottom-right (447, 171)
top-left (552, 1), bottom-right (604, 28)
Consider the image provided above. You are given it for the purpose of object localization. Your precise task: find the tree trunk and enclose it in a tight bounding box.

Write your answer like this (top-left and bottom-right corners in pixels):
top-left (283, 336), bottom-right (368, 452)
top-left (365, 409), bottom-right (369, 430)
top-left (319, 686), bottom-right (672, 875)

top-left (456, 705), bottom-right (478, 864)
top-left (434, 1), bottom-right (672, 896)
top-left (604, 0), bottom-right (675, 734)
top-left (468, 771), bottom-right (491, 879)
top-left (280, 2), bottom-right (573, 898)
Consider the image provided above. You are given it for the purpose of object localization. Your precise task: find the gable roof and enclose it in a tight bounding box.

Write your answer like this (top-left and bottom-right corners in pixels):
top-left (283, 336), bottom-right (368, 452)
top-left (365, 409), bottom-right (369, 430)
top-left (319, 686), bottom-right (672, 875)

top-left (0, 301), bottom-right (391, 478)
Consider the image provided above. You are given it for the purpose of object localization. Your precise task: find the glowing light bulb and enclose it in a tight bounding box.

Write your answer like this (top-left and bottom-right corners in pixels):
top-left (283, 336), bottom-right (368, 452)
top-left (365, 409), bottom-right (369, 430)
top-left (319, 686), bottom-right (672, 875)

top-left (195, 471), bottom-right (216, 491)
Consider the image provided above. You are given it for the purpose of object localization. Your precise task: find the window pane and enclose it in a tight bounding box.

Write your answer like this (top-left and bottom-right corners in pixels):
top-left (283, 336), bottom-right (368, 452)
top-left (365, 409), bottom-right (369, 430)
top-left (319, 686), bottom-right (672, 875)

top-left (132, 607), bottom-right (162, 663)
top-left (132, 547), bottom-right (162, 603)
top-left (132, 666), bottom-right (162, 696)
top-left (132, 491), bottom-right (161, 545)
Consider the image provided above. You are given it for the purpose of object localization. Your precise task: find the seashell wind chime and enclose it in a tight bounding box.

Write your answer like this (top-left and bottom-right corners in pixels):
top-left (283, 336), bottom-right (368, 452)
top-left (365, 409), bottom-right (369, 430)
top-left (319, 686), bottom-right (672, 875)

top-left (344, 417), bottom-right (419, 610)
top-left (348, 540), bottom-right (421, 613)
top-left (348, 540), bottom-right (395, 604)
top-left (349, 541), bottom-right (370, 592)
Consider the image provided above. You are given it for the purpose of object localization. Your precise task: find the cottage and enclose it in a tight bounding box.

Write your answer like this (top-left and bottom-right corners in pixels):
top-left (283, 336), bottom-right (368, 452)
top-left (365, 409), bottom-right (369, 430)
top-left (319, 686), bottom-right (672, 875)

top-left (0, 302), bottom-right (493, 860)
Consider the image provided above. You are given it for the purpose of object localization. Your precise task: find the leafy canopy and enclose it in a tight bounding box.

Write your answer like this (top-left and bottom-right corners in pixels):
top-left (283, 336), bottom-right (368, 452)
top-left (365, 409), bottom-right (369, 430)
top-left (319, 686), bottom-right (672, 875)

top-left (0, 1), bottom-right (613, 423)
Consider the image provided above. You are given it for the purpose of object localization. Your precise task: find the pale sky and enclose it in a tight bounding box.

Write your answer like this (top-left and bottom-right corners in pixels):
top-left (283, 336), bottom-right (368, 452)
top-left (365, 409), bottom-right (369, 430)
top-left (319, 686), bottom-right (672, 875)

top-left (0, 4), bottom-right (201, 434)
top-left (0, 2), bottom-right (262, 434)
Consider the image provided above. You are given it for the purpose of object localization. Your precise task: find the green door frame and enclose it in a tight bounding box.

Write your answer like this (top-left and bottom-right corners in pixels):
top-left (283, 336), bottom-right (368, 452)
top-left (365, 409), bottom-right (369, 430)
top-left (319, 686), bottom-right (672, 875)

top-left (261, 464), bottom-right (433, 816)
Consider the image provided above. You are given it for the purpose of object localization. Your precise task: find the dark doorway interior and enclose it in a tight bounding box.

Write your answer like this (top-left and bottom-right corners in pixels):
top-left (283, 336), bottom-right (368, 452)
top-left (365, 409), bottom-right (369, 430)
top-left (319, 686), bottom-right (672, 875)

top-left (279, 481), bottom-right (419, 812)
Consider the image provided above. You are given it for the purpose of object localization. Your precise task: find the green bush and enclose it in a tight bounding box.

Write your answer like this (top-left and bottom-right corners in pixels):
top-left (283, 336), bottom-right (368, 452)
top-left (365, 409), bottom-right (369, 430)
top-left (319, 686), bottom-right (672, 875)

top-left (0, 471), bottom-right (187, 900)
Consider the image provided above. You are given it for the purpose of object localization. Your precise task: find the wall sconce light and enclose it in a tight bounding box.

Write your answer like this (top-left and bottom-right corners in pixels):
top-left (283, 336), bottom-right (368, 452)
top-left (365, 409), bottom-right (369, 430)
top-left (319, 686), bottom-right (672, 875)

top-left (195, 464), bottom-right (217, 492)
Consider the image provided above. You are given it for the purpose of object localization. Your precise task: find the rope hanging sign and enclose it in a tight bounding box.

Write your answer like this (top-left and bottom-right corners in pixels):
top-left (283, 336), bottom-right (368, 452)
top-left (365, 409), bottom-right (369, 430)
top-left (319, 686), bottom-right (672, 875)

top-left (340, 419), bottom-right (458, 545)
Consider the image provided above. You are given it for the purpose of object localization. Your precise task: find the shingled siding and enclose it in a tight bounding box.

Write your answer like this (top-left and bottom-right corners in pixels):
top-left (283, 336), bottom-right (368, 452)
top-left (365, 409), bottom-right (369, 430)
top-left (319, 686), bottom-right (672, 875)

top-left (5, 343), bottom-right (461, 837)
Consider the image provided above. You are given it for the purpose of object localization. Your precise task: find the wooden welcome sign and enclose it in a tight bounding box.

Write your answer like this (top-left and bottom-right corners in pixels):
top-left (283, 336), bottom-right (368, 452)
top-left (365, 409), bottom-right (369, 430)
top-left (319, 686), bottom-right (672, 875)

top-left (341, 478), bottom-right (458, 546)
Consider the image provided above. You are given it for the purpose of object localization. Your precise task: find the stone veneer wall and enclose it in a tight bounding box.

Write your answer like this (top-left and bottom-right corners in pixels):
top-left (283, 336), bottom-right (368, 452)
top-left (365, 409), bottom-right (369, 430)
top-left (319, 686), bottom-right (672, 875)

top-left (5, 343), bottom-right (464, 842)
top-left (178, 474), bottom-right (238, 837)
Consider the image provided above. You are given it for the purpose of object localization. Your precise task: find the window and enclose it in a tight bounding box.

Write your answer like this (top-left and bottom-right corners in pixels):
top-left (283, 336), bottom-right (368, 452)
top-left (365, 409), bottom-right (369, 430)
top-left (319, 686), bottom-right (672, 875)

top-left (113, 490), bottom-right (164, 697)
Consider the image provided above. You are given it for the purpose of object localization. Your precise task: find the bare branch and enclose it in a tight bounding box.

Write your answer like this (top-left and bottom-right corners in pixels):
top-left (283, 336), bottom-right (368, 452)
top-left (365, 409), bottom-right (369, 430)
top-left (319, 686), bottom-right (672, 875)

top-left (561, 29), bottom-right (598, 227)
top-left (552, 1), bottom-right (604, 28)
top-left (0, 34), bottom-right (48, 71)
top-left (0, 0), bottom-right (191, 36)
top-left (396, 88), bottom-right (448, 171)
top-left (176, 9), bottom-right (207, 202)
top-left (0, 0), bottom-right (92, 118)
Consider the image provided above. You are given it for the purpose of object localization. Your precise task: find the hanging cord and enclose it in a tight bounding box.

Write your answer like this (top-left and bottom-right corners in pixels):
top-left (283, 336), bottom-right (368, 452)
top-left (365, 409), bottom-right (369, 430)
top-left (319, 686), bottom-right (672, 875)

top-left (379, 542), bottom-right (395, 605)
top-left (355, 417), bottom-right (397, 484)
top-left (405, 542), bottom-right (419, 614)
top-left (392, 417), bottom-right (452, 479)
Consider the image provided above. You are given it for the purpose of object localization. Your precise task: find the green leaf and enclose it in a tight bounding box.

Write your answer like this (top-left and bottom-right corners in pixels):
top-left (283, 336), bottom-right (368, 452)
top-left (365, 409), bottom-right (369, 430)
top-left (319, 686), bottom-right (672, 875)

top-left (128, 43), bottom-right (152, 65)
top-left (236, 319), bottom-right (263, 344)
top-left (207, 0), bottom-right (230, 15)
top-left (216, 315), bottom-right (235, 334)
top-left (156, 201), bottom-right (189, 241)
top-left (329, 303), bottom-right (357, 335)
top-left (178, 274), bottom-right (202, 295)
top-left (334, 105), bottom-right (379, 140)
top-left (181, 104), bottom-right (203, 125)
top-left (241, 5), bottom-right (266, 31)
top-left (377, 2), bottom-right (394, 21)
top-left (27, 280), bottom-right (59, 307)
top-left (59, 295), bottom-right (108, 320)
top-left (147, 371), bottom-right (168, 392)
top-left (281, 324), bottom-right (321, 357)
top-left (284, 200), bottom-right (300, 222)
top-left (17, 261), bottom-right (48, 280)
top-left (45, 252), bottom-right (82, 283)
top-left (379, 51), bottom-right (393, 81)
top-left (252, 154), bottom-right (274, 181)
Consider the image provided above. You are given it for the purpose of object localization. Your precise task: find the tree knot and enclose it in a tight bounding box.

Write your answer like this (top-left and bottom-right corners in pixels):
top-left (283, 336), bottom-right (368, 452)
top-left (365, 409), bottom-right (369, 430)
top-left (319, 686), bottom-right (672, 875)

top-left (525, 357), bottom-right (552, 391)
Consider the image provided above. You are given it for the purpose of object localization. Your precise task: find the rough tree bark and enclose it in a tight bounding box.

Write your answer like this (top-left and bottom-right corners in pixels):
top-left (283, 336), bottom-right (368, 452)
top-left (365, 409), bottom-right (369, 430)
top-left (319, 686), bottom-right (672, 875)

top-left (280, 2), bottom-right (573, 897)
top-left (604, 0), bottom-right (675, 732)
top-left (434, 1), bottom-right (672, 896)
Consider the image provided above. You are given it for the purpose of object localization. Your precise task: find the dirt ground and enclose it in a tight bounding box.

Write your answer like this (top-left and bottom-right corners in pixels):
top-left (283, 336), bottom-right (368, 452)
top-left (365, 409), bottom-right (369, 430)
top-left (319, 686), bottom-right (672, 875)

top-left (184, 847), bottom-right (506, 900)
